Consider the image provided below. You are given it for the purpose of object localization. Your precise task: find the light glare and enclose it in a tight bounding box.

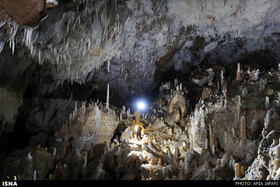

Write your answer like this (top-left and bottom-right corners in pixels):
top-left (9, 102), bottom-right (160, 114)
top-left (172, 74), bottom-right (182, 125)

top-left (137, 102), bottom-right (145, 110)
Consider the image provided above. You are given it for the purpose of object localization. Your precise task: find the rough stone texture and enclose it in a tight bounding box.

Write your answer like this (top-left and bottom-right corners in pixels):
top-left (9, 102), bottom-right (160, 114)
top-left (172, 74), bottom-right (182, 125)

top-left (0, 0), bottom-right (279, 103)
top-left (0, 88), bottom-right (23, 134)
top-left (0, 145), bottom-right (53, 180)
top-left (245, 130), bottom-right (280, 180)
top-left (0, 45), bottom-right (33, 136)
top-left (210, 96), bottom-right (266, 162)
top-left (51, 102), bottom-right (119, 152)
top-left (0, 0), bottom-right (57, 27)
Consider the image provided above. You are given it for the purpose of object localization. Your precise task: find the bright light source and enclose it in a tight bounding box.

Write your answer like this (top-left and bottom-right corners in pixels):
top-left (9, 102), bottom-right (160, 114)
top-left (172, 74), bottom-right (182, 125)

top-left (137, 101), bottom-right (146, 110)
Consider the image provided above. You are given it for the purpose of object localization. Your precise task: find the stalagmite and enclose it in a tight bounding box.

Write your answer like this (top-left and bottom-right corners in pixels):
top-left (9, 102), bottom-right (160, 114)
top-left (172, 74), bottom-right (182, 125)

top-left (223, 85), bottom-right (227, 98)
top-left (235, 163), bottom-right (240, 178)
top-left (216, 159), bottom-right (221, 169)
top-left (175, 144), bottom-right (179, 159)
top-left (237, 95), bottom-right (241, 123)
top-left (225, 150), bottom-right (231, 164)
top-left (266, 96), bottom-right (269, 110)
top-left (167, 149), bottom-right (172, 160)
top-left (273, 160), bottom-right (279, 171)
top-left (27, 153), bottom-right (32, 160)
top-left (204, 161), bottom-right (210, 169)
top-left (278, 92), bottom-right (280, 106)
top-left (179, 169), bottom-right (185, 180)
top-left (205, 138), bottom-right (208, 149)
top-left (209, 123), bottom-right (215, 154)
top-left (272, 139), bottom-right (279, 146)
top-left (221, 70), bottom-right (224, 90)
top-left (33, 170), bottom-right (37, 180)
top-left (240, 166), bottom-right (245, 177)
top-left (127, 108), bottom-right (130, 116)
top-left (95, 163), bottom-right (105, 180)
top-left (120, 110), bottom-right (123, 121)
top-left (0, 42), bottom-right (4, 53)
top-left (141, 127), bottom-right (145, 137)
top-left (174, 79), bottom-right (178, 87)
top-left (107, 60), bottom-right (110, 73)
top-left (184, 149), bottom-right (189, 164)
top-left (223, 98), bottom-right (227, 109)
top-left (106, 83), bottom-right (109, 110)
top-left (240, 116), bottom-right (246, 145)
top-left (168, 128), bottom-right (173, 136)
top-left (276, 147), bottom-right (280, 159)
top-left (236, 63), bottom-right (241, 81)
top-left (53, 147), bottom-right (56, 159)
top-left (173, 109), bottom-right (180, 123)
top-left (267, 175), bottom-right (273, 180)
top-left (211, 145), bottom-right (216, 155)
top-left (84, 152), bottom-right (88, 167)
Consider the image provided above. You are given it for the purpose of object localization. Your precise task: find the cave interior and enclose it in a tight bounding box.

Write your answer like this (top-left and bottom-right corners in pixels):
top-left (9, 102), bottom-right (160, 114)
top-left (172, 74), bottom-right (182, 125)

top-left (0, 0), bottom-right (280, 181)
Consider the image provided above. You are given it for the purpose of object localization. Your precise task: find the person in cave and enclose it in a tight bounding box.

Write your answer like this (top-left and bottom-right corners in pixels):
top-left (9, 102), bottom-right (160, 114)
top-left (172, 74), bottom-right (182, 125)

top-left (110, 121), bottom-right (126, 143)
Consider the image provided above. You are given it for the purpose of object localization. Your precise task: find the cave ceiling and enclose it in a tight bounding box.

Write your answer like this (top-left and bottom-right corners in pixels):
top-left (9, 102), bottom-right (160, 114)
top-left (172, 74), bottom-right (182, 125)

top-left (0, 0), bottom-right (280, 103)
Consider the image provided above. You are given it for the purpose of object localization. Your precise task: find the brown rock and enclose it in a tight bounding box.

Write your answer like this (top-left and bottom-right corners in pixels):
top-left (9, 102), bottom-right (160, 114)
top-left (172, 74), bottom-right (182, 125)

top-left (201, 87), bottom-right (213, 100)
top-left (0, 0), bottom-right (46, 26)
top-left (46, 1), bottom-right (58, 9)
top-left (173, 108), bottom-right (181, 124)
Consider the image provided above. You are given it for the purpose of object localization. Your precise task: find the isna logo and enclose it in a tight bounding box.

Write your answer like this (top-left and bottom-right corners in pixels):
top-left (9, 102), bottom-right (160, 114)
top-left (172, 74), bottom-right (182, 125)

top-left (2, 181), bottom-right (18, 186)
